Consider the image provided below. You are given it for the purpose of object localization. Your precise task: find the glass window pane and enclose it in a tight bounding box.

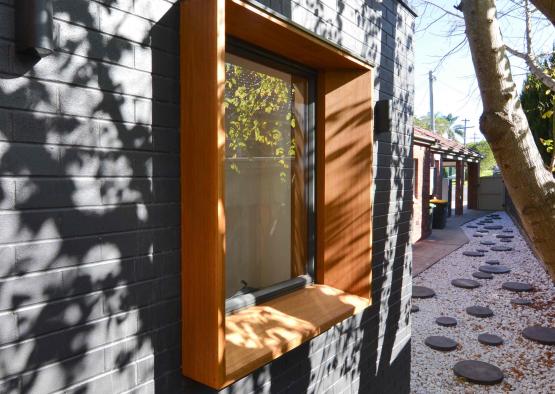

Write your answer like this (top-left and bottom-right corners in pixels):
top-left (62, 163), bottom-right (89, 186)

top-left (224, 52), bottom-right (308, 299)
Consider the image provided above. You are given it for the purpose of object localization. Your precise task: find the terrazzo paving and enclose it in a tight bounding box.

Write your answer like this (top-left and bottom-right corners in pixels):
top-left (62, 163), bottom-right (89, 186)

top-left (411, 211), bottom-right (555, 393)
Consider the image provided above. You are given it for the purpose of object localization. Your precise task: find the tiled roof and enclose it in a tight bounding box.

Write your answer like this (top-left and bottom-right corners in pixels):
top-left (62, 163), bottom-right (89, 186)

top-left (414, 126), bottom-right (483, 162)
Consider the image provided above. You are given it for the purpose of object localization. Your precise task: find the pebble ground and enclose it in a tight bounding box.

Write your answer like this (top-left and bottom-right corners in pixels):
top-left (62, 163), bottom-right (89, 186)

top-left (411, 212), bottom-right (555, 393)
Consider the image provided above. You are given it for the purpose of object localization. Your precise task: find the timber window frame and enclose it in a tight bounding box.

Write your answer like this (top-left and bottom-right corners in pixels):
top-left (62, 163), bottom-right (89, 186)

top-left (180, 0), bottom-right (375, 389)
top-left (223, 38), bottom-right (317, 314)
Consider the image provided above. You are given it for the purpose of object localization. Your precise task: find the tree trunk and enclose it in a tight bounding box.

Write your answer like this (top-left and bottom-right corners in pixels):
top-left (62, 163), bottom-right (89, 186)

top-left (530, 0), bottom-right (555, 26)
top-left (460, 0), bottom-right (555, 281)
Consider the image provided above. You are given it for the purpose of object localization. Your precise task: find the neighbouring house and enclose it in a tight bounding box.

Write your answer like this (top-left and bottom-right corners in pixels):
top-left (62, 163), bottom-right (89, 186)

top-left (412, 126), bottom-right (482, 243)
top-left (0, 1), bottom-right (415, 393)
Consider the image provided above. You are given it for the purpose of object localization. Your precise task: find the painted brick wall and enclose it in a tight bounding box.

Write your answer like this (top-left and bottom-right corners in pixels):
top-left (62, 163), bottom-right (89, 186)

top-left (0, 0), bottom-right (414, 393)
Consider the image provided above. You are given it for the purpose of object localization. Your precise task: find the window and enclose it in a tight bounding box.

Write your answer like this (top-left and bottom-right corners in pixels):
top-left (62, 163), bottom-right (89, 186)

top-left (180, 1), bottom-right (374, 388)
top-left (224, 41), bottom-right (316, 313)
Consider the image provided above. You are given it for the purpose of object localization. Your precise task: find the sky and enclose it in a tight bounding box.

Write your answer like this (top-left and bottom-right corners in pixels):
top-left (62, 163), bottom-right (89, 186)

top-left (409, 0), bottom-right (555, 144)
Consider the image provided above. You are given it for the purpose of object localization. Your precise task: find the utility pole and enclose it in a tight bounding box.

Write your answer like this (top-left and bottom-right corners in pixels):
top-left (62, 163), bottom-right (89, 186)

top-left (429, 71), bottom-right (436, 133)
top-left (461, 118), bottom-right (474, 146)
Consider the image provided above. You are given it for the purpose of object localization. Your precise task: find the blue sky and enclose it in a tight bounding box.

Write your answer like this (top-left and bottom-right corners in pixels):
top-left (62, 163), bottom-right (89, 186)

top-left (409, 0), bottom-right (555, 143)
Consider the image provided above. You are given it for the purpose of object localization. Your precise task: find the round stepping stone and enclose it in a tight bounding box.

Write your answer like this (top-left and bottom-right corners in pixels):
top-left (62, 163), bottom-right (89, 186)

top-left (485, 260), bottom-right (500, 265)
top-left (452, 279), bottom-right (481, 289)
top-left (480, 241), bottom-right (495, 246)
top-left (484, 225), bottom-right (502, 230)
top-left (476, 248), bottom-right (488, 253)
top-left (436, 316), bottom-right (457, 327)
top-left (411, 305), bottom-right (419, 313)
top-left (473, 271), bottom-right (493, 280)
top-left (491, 246), bottom-right (512, 252)
top-left (467, 225), bottom-right (478, 228)
top-left (478, 333), bottom-right (504, 346)
top-left (466, 305), bottom-right (494, 318)
top-left (463, 251), bottom-right (484, 257)
top-left (502, 229), bottom-right (513, 233)
top-left (479, 265), bottom-right (511, 274)
top-left (412, 286), bottom-right (435, 299)
top-left (477, 229), bottom-right (489, 233)
top-left (453, 360), bottom-right (504, 385)
top-left (496, 234), bottom-right (514, 239)
top-left (500, 239), bottom-right (512, 243)
top-left (473, 234), bottom-right (484, 238)
top-left (502, 282), bottom-right (533, 292)
top-left (425, 336), bottom-right (458, 351)
top-left (522, 326), bottom-right (555, 345)
top-left (511, 297), bottom-right (533, 306)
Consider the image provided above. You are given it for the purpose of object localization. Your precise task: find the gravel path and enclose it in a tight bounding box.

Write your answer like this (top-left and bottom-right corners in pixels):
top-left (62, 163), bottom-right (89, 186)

top-left (411, 212), bottom-right (555, 393)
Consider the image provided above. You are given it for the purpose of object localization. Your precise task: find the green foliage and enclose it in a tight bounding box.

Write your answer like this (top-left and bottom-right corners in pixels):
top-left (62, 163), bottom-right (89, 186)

top-left (224, 61), bottom-right (298, 181)
top-left (468, 140), bottom-right (496, 177)
top-left (520, 52), bottom-right (555, 165)
top-left (414, 113), bottom-right (464, 140)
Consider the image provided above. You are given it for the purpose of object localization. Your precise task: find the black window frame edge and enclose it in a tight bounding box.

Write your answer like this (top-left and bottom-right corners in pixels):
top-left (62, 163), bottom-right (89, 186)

top-left (224, 36), bottom-right (317, 315)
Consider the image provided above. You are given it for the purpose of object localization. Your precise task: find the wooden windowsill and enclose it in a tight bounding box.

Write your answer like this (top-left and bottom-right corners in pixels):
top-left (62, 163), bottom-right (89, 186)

top-left (224, 285), bottom-right (371, 384)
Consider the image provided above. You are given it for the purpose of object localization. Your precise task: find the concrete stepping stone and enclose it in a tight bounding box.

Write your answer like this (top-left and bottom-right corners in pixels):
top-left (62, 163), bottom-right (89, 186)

top-left (425, 336), bottom-right (458, 351)
top-left (476, 248), bottom-right (488, 253)
top-left (467, 225), bottom-right (478, 228)
top-left (478, 333), bottom-right (504, 346)
top-left (491, 246), bottom-right (512, 252)
top-left (477, 229), bottom-right (489, 233)
top-left (463, 251), bottom-right (485, 257)
top-left (511, 297), bottom-right (533, 306)
top-left (452, 279), bottom-right (481, 289)
top-left (453, 360), bottom-right (504, 385)
top-left (500, 239), bottom-right (512, 243)
top-left (436, 316), bottom-right (457, 327)
top-left (473, 234), bottom-right (484, 238)
top-left (502, 282), bottom-right (533, 292)
top-left (485, 260), bottom-right (500, 265)
top-left (480, 241), bottom-right (495, 246)
top-left (522, 326), bottom-right (555, 345)
top-left (502, 229), bottom-right (513, 233)
top-left (484, 225), bottom-right (503, 230)
top-left (496, 234), bottom-right (514, 239)
top-left (473, 271), bottom-right (493, 280)
top-left (466, 305), bottom-right (494, 318)
top-left (479, 265), bottom-right (510, 274)
top-left (412, 286), bottom-right (435, 299)
top-left (411, 305), bottom-right (420, 313)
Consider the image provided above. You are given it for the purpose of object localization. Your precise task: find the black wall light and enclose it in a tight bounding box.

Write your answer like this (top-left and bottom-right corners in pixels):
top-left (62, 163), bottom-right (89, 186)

top-left (15, 0), bottom-right (54, 57)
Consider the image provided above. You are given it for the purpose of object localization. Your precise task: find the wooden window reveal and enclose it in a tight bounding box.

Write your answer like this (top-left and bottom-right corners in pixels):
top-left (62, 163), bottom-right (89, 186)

top-left (180, 0), bottom-right (374, 389)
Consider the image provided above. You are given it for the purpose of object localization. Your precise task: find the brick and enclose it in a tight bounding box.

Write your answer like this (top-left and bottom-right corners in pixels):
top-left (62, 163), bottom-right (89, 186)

top-left (98, 5), bottom-right (152, 44)
top-left (0, 77), bottom-right (59, 114)
top-left (0, 178), bottom-right (15, 209)
top-left (0, 311), bottom-right (17, 344)
top-left (0, 209), bottom-right (63, 244)
top-left (102, 178), bottom-right (154, 205)
top-left (12, 112), bottom-right (99, 147)
top-left (0, 271), bottom-right (64, 310)
top-left (53, 0), bottom-right (100, 30)
top-left (99, 63), bottom-right (152, 98)
top-left (15, 178), bottom-right (102, 209)
top-left (16, 292), bottom-right (103, 338)
top-left (0, 245), bottom-right (15, 277)
top-left (14, 236), bottom-right (102, 273)
top-left (98, 120), bottom-right (153, 150)
top-left (62, 258), bottom-right (135, 296)
top-left (58, 85), bottom-right (135, 123)
top-left (20, 349), bottom-right (105, 394)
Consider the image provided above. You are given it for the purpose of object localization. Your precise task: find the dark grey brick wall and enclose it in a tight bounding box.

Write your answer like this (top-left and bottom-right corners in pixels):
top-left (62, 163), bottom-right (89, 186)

top-left (0, 0), bottom-right (414, 393)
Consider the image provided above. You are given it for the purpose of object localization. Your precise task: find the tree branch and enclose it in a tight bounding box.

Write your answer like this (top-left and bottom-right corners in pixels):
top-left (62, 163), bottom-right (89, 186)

top-left (530, 0), bottom-right (555, 26)
top-left (505, 46), bottom-right (555, 91)
top-left (421, 0), bottom-right (463, 19)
